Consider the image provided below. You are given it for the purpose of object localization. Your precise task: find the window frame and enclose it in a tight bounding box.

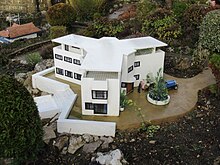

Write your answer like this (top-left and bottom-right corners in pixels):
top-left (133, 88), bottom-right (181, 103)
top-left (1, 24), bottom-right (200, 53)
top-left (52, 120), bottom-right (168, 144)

top-left (74, 73), bottom-right (82, 80)
top-left (73, 59), bottom-right (81, 65)
top-left (55, 54), bottom-right (63, 60)
top-left (64, 44), bottom-right (69, 51)
top-left (65, 70), bottom-right (73, 78)
top-left (134, 74), bottom-right (140, 80)
top-left (134, 61), bottom-right (140, 67)
top-left (64, 56), bottom-right (72, 63)
top-left (128, 65), bottom-right (133, 73)
top-left (85, 102), bottom-right (94, 110)
top-left (92, 90), bottom-right (108, 100)
top-left (56, 67), bottom-right (63, 75)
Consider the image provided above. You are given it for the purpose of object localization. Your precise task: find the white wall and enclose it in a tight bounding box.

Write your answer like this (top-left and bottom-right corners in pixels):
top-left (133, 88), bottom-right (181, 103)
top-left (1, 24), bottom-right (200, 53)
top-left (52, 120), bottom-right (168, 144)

top-left (134, 49), bottom-right (165, 87)
top-left (53, 46), bottom-right (84, 85)
top-left (9, 33), bottom-right (37, 42)
top-left (121, 53), bottom-right (135, 83)
top-left (81, 77), bottom-right (120, 116)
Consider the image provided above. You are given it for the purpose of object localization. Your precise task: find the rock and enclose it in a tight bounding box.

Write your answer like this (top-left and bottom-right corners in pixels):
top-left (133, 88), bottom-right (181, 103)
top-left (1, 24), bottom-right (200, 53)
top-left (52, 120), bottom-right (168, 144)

top-left (93, 135), bottom-right (100, 141)
top-left (100, 136), bottom-right (114, 149)
top-left (68, 136), bottom-right (85, 154)
top-left (92, 149), bottom-right (128, 165)
top-left (14, 73), bottom-right (27, 84)
top-left (82, 134), bottom-right (94, 143)
top-left (43, 124), bottom-right (57, 144)
top-left (149, 140), bottom-right (156, 144)
top-left (214, 156), bottom-right (220, 165)
top-left (130, 138), bottom-right (135, 142)
top-left (54, 135), bottom-right (69, 151)
top-left (83, 140), bottom-right (102, 154)
top-left (34, 59), bottom-right (54, 72)
top-left (61, 146), bottom-right (68, 155)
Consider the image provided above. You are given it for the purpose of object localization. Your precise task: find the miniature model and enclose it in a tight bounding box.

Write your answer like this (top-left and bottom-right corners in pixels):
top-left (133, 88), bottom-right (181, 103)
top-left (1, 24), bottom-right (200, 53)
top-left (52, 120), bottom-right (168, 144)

top-left (0, 22), bottom-right (41, 43)
top-left (52, 34), bottom-right (167, 116)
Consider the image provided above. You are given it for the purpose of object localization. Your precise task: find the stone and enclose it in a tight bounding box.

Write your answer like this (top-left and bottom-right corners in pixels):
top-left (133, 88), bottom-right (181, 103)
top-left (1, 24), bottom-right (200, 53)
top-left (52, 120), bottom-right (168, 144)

top-left (43, 125), bottom-right (57, 144)
top-left (100, 136), bottom-right (114, 149)
top-left (93, 135), bottom-right (100, 141)
top-left (34, 59), bottom-right (54, 72)
top-left (83, 140), bottom-right (102, 154)
top-left (214, 156), bottom-right (220, 165)
top-left (68, 136), bottom-right (85, 154)
top-left (14, 73), bottom-right (27, 84)
top-left (54, 135), bottom-right (69, 151)
top-left (92, 149), bottom-right (128, 165)
top-left (149, 140), bottom-right (156, 144)
top-left (82, 134), bottom-right (94, 143)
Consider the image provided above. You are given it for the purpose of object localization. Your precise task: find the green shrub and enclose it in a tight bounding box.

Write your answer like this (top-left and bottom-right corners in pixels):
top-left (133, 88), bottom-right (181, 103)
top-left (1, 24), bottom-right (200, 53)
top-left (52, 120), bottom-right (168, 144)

top-left (81, 17), bottom-right (125, 38)
top-left (0, 75), bottom-right (43, 164)
top-left (172, 0), bottom-right (189, 19)
top-left (49, 26), bottom-right (67, 39)
top-left (142, 9), bottom-right (181, 44)
top-left (68, 0), bottom-right (108, 21)
top-left (181, 4), bottom-right (212, 47)
top-left (199, 10), bottom-right (220, 53)
top-left (137, 0), bottom-right (157, 21)
top-left (46, 3), bottom-right (76, 26)
top-left (25, 52), bottom-right (42, 66)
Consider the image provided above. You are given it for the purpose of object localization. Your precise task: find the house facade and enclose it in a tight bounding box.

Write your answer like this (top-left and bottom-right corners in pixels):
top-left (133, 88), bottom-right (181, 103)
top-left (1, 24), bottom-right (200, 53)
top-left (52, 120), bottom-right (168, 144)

top-left (52, 34), bottom-right (167, 116)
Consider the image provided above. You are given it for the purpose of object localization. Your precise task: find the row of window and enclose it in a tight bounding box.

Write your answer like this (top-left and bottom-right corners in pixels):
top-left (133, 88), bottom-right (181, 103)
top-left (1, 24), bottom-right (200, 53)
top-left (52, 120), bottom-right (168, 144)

top-left (128, 61), bottom-right (140, 73)
top-left (55, 54), bottom-right (81, 65)
top-left (92, 90), bottom-right (108, 99)
top-left (56, 68), bottom-right (82, 80)
top-left (85, 103), bottom-right (107, 114)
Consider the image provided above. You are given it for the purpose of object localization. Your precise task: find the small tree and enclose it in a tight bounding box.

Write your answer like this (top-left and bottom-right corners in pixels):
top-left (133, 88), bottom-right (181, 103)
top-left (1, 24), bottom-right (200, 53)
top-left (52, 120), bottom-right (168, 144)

top-left (49, 26), bottom-right (67, 39)
top-left (46, 3), bottom-right (76, 26)
top-left (0, 75), bottom-right (43, 164)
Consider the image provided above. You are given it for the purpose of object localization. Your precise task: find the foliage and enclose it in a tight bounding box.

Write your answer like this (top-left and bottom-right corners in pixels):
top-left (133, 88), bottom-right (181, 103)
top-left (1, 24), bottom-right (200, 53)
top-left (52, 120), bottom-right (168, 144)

top-left (142, 12), bottom-right (181, 44)
top-left (39, 44), bottom-right (54, 59)
top-left (140, 124), bottom-right (160, 138)
top-left (49, 26), bottom-right (67, 39)
top-left (0, 75), bottom-right (43, 164)
top-left (199, 10), bottom-right (220, 53)
top-left (81, 18), bottom-right (125, 38)
top-left (25, 52), bottom-right (42, 66)
top-left (209, 53), bottom-right (220, 95)
top-left (137, 0), bottom-right (157, 21)
top-left (148, 68), bottom-right (168, 101)
top-left (192, 44), bottom-right (210, 68)
top-left (46, 3), bottom-right (76, 26)
top-left (181, 4), bottom-right (212, 47)
top-left (67, 0), bottom-right (109, 21)
top-left (120, 91), bottom-right (132, 108)
top-left (172, 0), bottom-right (189, 19)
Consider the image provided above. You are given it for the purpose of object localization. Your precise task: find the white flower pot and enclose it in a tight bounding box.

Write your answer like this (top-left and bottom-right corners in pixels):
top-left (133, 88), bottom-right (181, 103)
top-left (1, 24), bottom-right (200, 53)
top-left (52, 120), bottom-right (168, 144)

top-left (120, 107), bottom-right (125, 111)
top-left (147, 94), bottom-right (170, 106)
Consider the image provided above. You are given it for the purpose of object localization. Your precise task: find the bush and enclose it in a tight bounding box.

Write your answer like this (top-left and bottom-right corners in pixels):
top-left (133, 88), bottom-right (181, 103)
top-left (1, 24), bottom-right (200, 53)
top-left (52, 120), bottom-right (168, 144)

top-left (137, 0), bottom-right (157, 21)
top-left (172, 0), bottom-right (189, 19)
top-left (209, 53), bottom-right (220, 95)
top-left (81, 17), bottom-right (125, 38)
top-left (181, 4), bottom-right (212, 47)
top-left (46, 3), bottom-right (76, 26)
top-left (199, 10), bottom-right (220, 53)
top-left (39, 44), bottom-right (54, 59)
top-left (50, 26), bottom-right (67, 39)
top-left (25, 52), bottom-right (42, 66)
top-left (142, 9), bottom-right (181, 45)
top-left (68, 0), bottom-right (108, 21)
top-left (0, 75), bottom-right (43, 164)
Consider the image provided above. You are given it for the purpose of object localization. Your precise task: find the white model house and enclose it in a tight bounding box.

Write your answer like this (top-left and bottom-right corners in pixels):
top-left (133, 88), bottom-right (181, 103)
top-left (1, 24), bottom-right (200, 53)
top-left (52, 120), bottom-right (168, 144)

top-left (52, 34), bottom-right (167, 117)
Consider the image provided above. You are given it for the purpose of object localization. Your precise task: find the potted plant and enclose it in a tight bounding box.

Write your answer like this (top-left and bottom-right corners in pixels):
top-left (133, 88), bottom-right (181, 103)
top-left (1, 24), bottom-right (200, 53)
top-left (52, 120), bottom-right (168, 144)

top-left (120, 91), bottom-right (128, 111)
top-left (147, 68), bottom-right (170, 105)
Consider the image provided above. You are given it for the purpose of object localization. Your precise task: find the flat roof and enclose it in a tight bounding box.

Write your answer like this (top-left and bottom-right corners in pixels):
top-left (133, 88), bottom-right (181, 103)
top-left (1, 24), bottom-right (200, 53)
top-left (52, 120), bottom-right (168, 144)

top-left (86, 71), bottom-right (118, 80)
top-left (52, 34), bottom-right (167, 72)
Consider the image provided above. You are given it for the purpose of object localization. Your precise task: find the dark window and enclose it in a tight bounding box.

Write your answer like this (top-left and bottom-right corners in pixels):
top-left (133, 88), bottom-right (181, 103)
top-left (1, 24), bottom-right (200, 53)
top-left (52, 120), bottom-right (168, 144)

top-left (121, 82), bottom-right (127, 88)
top-left (64, 56), bottom-right (72, 63)
top-left (55, 54), bottom-right (63, 60)
top-left (65, 44), bottom-right (69, 51)
top-left (65, 70), bottom-right (73, 78)
top-left (134, 74), bottom-right (140, 80)
top-left (72, 46), bottom-right (80, 50)
top-left (74, 73), bottom-right (82, 80)
top-left (56, 67), bottom-right (63, 75)
top-left (94, 104), bottom-right (107, 114)
top-left (73, 59), bottom-right (81, 65)
top-left (134, 61), bottom-right (140, 67)
top-left (92, 90), bottom-right (108, 99)
top-left (85, 102), bottom-right (94, 110)
top-left (128, 65), bottom-right (133, 73)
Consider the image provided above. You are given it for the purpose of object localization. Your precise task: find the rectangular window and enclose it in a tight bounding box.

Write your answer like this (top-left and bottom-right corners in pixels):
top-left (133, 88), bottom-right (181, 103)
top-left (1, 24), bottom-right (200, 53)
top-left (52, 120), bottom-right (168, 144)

top-left (134, 74), bottom-right (140, 80)
top-left (135, 48), bottom-right (154, 55)
top-left (73, 59), bottom-right (81, 65)
top-left (92, 90), bottom-right (108, 100)
top-left (72, 46), bottom-right (80, 50)
top-left (64, 56), bottom-right (72, 63)
top-left (65, 70), bottom-right (73, 78)
top-left (55, 54), bottom-right (63, 60)
top-left (65, 44), bottom-right (69, 51)
top-left (94, 104), bottom-right (107, 114)
top-left (128, 65), bottom-right (133, 73)
top-left (85, 102), bottom-right (94, 110)
top-left (134, 61), bottom-right (140, 67)
top-left (74, 73), bottom-right (82, 80)
top-left (56, 67), bottom-right (63, 75)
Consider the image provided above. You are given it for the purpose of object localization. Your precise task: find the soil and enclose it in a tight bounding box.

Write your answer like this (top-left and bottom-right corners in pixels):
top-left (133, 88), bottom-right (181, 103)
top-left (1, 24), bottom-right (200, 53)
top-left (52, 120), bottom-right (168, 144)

top-left (33, 87), bottom-right (220, 165)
